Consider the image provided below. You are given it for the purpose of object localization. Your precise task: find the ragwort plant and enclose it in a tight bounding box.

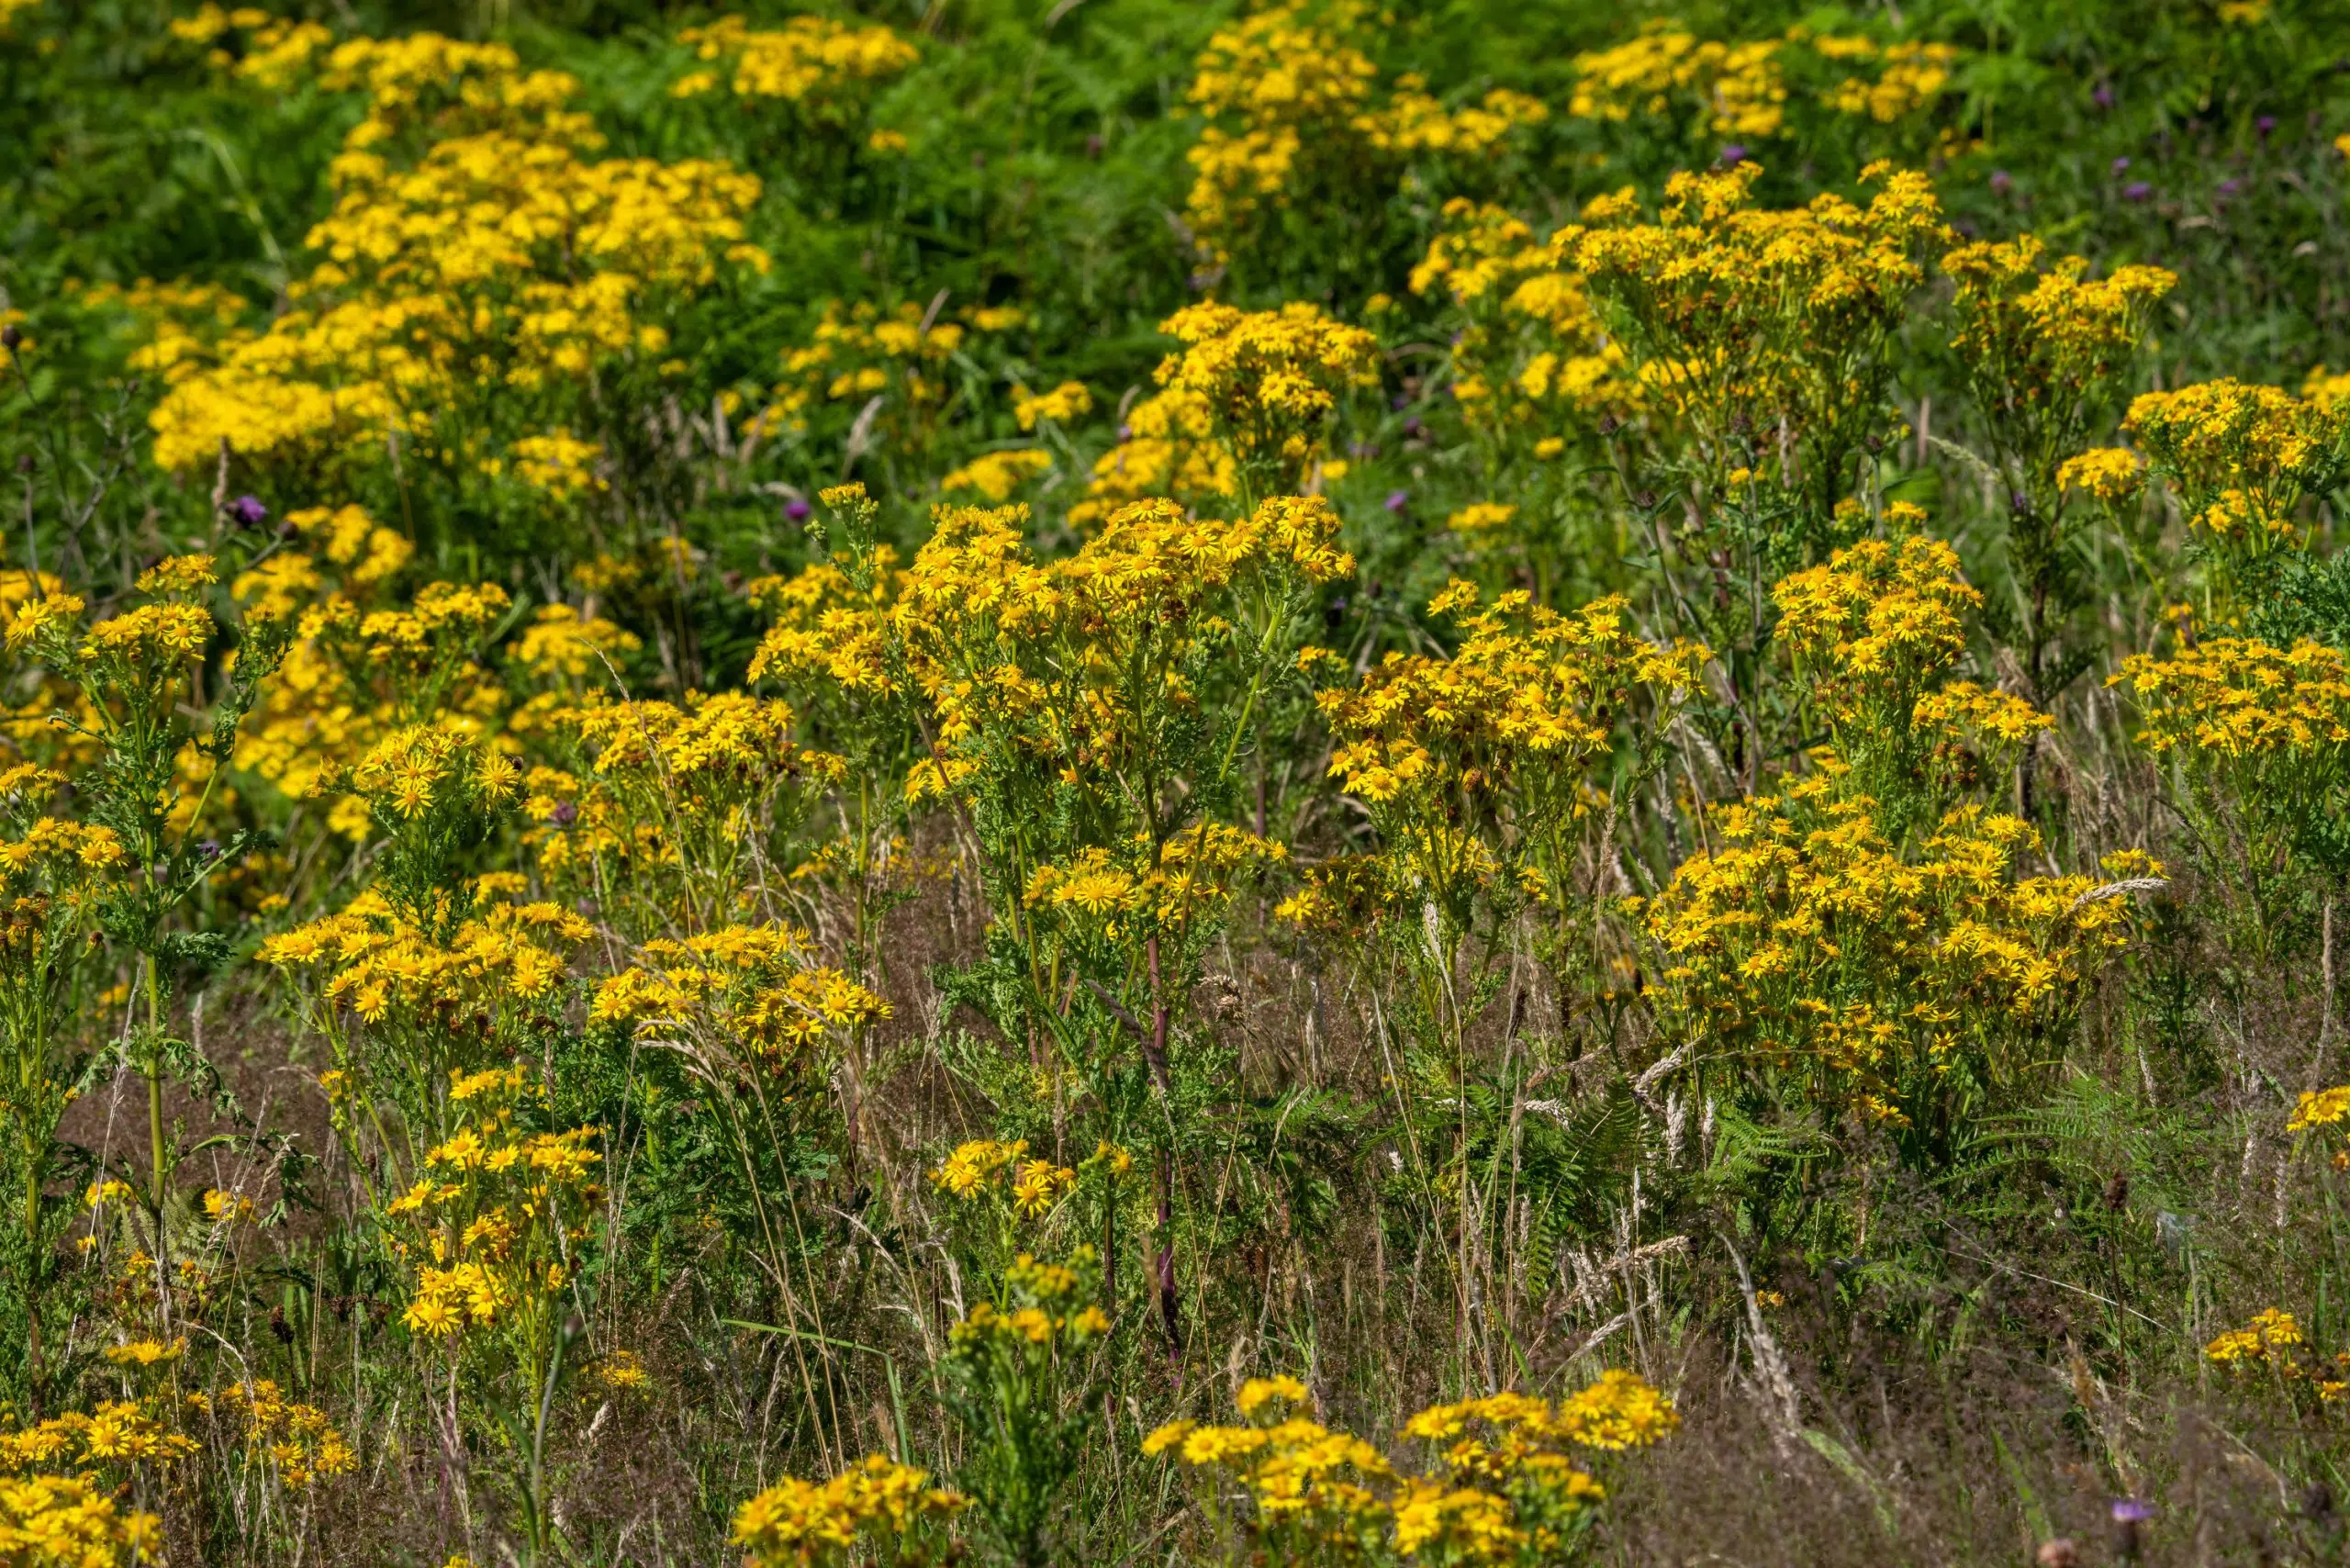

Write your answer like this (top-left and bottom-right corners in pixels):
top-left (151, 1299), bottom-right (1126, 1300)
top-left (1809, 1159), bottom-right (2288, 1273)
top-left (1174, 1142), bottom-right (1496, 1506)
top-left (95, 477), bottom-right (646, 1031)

top-left (18, 0), bottom-right (2350, 1563)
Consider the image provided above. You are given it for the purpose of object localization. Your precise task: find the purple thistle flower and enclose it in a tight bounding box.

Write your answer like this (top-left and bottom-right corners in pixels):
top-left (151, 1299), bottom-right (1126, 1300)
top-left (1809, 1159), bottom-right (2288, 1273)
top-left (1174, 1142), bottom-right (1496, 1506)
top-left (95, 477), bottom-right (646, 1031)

top-left (784, 498), bottom-right (811, 523)
top-left (549, 801), bottom-right (578, 827)
top-left (2111, 156), bottom-right (2132, 175)
top-left (1402, 417), bottom-right (1425, 439)
top-left (2093, 84), bottom-right (2115, 109)
top-left (1391, 393), bottom-right (1411, 411)
top-left (1383, 490), bottom-right (1408, 514)
top-left (196, 839), bottom-right (221, 861)
top-left (2257, 115), bottom-right (2277, 137)
top-left (229, 495), bottom-right (268, 527)
top-left (1990, 169), bottom-right (2014, 195)
top-left (2218, 176), bottom-right (2244, 196)
top-left (1721, 143), bottom-right (1748, 165)
top-left (2110, 1499), bottom-right (2154, 1525)
top-left (2124, 181), bottom-right (2153, 201)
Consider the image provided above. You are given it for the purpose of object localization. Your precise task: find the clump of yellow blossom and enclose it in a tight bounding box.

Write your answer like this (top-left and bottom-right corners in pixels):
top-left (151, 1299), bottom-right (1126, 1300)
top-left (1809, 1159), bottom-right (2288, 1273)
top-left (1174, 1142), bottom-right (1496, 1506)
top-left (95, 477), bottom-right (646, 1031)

top-left (733, 1454), bottom-right (967, 1568)
top-left (1148, 1370), bottom-right (1675, 1564)
top-left (1181, 6), bottom-right (1544, 272)
top-left (675, 15), bottom-right (918, 118)
top-left (1567, 161), bottom-right (1947, 518)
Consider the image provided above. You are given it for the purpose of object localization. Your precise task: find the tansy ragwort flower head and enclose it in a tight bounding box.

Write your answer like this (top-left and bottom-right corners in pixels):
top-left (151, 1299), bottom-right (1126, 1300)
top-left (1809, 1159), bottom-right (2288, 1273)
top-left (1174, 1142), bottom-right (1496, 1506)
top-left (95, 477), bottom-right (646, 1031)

top-left (0, 1473), bottom-right (164, 1564)
top-left (674, 15), bottom-right (919, 116)
top-left (1317, 582), bottom-right (1706, 813)
top-left (2058, 446), bottom-right (2148, 508)
top-left (1943, 235), bottom-right (2174, 417)
top-left (2111, 636), bottom-right (2350, 763)
top-left (589, 924), bottom-right (890, 1078)
top-left (2207, 1307), bottom-right (2305, 1368)
top-left (141, 29), bottom-right (769, 521)
top-left (1179, 6), bottom-right (1543, 270)
top-left (1149, 1369), bottom-right (1673, 1562)
top-left (1311, 581), bottom-right (1707, 930)
top-left (1408, 199), bottom-right (1637, 455)
top-left (2123, 378), bottom-right (2350, 580)
top-left (928, 1138), bottom-right (1029, 1200)
top-left (733, 1454), bottom-right (967, 1568)
top-left (2290, 1085), bottom-right (2350, 1134)
top-left (1570, 24), bottom-right (1958, 146)
top-left (946, 1249), bottom-right (1110, 1359)
top-left (1774, 532), bottom-right (1991, 754)
top-left (1564, 162), bottom-right (1946, 508)
top-left (1152, 302), bottom-right (1377, 490)
top-left (1641, 779), bottom-right (2135, 1140)
top-left (1012, 380), bottom-right (1091, 431)
top-left (757, 300), bottom-right (1026, 468)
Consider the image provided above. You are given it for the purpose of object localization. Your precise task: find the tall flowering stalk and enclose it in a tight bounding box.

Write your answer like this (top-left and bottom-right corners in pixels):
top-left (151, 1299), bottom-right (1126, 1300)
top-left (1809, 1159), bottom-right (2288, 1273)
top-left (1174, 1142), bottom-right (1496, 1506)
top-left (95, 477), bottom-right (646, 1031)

top-left (2111, 634), bottom-right (2350, 948)
top-left (1307, 580), bottom-right (1705, 1368)
top-left (0, 763), bottom-right (121, 1406)
top-left (2123, 377), bottom-right (2350, 632)
top-left (1407, 201), bottom-right (1639, 610)
top-left (1648, 541), bottom-right (2143, 1160)
top-left (1942, 236), bottom-right (2173, 709)
top-left (5, 554), bottom-right (286, 1342)
top-left (1564, 162), bottom-right (1947, 784)
top-left (386, 1065), bottom-right (601, 1563)
top-left (1076, 303), bottom-right (1376, 523)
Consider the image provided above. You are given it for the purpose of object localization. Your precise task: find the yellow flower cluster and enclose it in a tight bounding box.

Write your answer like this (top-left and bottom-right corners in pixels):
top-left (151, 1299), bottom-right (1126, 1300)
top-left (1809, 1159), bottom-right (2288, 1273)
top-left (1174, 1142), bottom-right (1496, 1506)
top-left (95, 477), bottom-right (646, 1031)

top-left (1073, 386), bottom-right (1231, 524)
top-left (2058, 447), bottom-right (2148, 506)
top-left (1567, 162), bottom-right (1946, 492)
top-left (1181, 6), bottom-right (1546, 263)
top-left (1067, 301), bottom-right (1379, 514)
top-left (1156, 301), bottom-right (1378, 445)
top-left (2110, 637), bottom-right (2350, 876)
top-left (1314, 581), bottom-right (1706, 917)
top-left (387, 1069), bottom-right (601, 1342)
top-left (1148, 1370), bottom-right (1675, 1564)
top-left (143, 33), bottom-right (766, 487)
top-left (2208, 1307), bottom-right (2303, 1365)
top-left (1570, 25), bottom-right (1957, 140)
top-left (1013, 381), bottom-right (1092, 431)
top-left (530, 691), bottom-right (843, 930)
top-left (2124, 378), bottom-right (2349, 567)
top-left (1643, 776), bottom-right (2143, 1130)
top-left (199, 1380), bottom-right (358, 1490)
top-left (674, 15), bottom-right (919, 114)
top-left (2290, 1086), bottom-right (2350, 1132)
top-left (1774, 534), bottom-right (2050, 794)
top-left (0, 1473), bottom-right (162, 1566)
top-left (260, 884), bottom-right (589, 1032)
top-left (746, 544), bottom-right (905, 701)
top-left (891, 496), bottom-right (1351, 814)
top-left (1026, 825), bottom-right (1285, 942)
top-left (0, 1402), bottom-right (196, 1472)
top-left (940, 448), bottom-right (1054, 502)
top-left (1945, 239), bottom-right (2173, 412)
top-left (171, 3), bottom-right (333, 87)
top-left (929, 1137), bottom-right (1030, 1199)
top-left (732, 1454), bottom-right (967, 1568)
top-left (1409, 201), bottom-right (1633, 462)
top-left (1820, 38), bottom-right (1961, 122)
top-left (589, 923), bottom-right (890, 1074)
top-left (2116, 637), bottom-right (2350, 761)
top-left (947, 1251), bottom-right (1112, 1354)
top-left (761, 299), bottom-right (1024, 465)
top-left (1570, 26), bottom-right (1788, 138)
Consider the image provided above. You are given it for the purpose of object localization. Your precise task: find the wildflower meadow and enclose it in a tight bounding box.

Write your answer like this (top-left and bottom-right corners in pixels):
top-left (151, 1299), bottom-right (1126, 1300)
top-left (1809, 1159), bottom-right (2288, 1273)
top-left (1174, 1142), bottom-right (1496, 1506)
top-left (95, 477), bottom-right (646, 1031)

top-left (8, 0), bottom-right (2350, 1562)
